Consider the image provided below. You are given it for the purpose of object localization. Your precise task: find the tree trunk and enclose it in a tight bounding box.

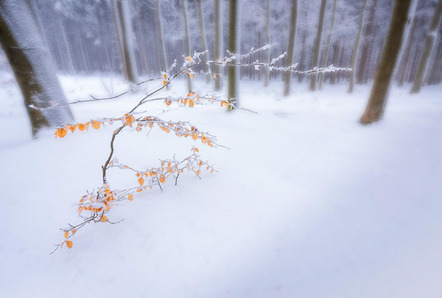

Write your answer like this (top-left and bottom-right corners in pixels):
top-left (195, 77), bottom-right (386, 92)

top-left (227, 0), bottom-right (239, 110)
top-left (356, 0), bottom-right (378, 84)
top-left (348, 0), bottom-right (368, 93)
top-left (263, 0), bottom-right (270, 87)
top-left (283, 0), bottom-right (298, 96)
top-left (297, 28), bottom-right (307, 83)
top-left (214, 0), bottom-right (223, 91)
top-left (318, 0), bottom-right (337, 89)
top-left (329, 39), bottom-right (340, 85)
top-left (309, 0), bottom-right (327, 91)
top-left (157, 0), bottom-right (168, 73)
top-left (410, 0), bottom-right (442, 93)
top-left (0, 1), bottom-right (74, 137)
top-left (113, 0), bottom-right (138, 83)
top-left (183, 0), bottom-right (192, 92)
top-left (360, 0), bottom-right (412, 124)
top-left (197, 0), bottom-right (210, 83)
top-left (396, 3), bottom-right (418, 87)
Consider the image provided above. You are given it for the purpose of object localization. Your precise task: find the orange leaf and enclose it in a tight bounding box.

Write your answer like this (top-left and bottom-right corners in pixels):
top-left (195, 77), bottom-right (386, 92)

top-left (186, 56), bottom-right (194, 62)
top-left (192, 133), bottom-right (198, 141)
top-left (138, 177), bottom-right (145, 186)
top-left (55, 128), bottom-right (67, 138)
top-left (64, 232), bottom-right (69, 239)
top-left (71, 230), bottom-right (76, 234)
top-left (69, 125), bottom-right (77, 132)
top-left (91, 121), bottom-right (101, 130)
top-left (189, 99), bottom-right (194, 107)
top-left (101, 215), bottom-right (108, 222)
top-left (128, 194), bottom-right (134, 201)
top-left (221, 101), bottom-right (229, 107)
top-left (78, 123), bottom-right (85, 131)
top-left (66, 240), bottom-right (73, 248)
top-left (159, 174), bottom-right (166, 183)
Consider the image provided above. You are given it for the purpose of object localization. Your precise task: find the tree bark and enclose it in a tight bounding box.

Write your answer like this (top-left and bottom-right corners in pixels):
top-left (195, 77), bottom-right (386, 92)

top-left (356, 0), bottom-right (378, 84)
top-left (410, 0), bottom-right (442, 93)
top-left (157, 0), bottom-right (168, 73)
top-left (348, 0), bottom-right (368, 93)
top-left (318, 0), bottom-right (337, 89)
top-left (183, 0), bottom-right (192, 92)
top-left (360, 0), bottom-right (412, 124)
top-left (0, 0), bottom-right (74, 137)
top-left (309, 0), bottom-right (327, 91)
top-left (227, 0), bottom-right (239, 110)
top-left (214, 0), bottom-right (223, 91)
top-left (263, 0), bottom-right (271, 87)
top-left (283, 0), bottom-right (298, 96)
top-left (197, 0), bottom-right (210, 83)
top-left (396, 3), bottom-right (418, 87)
top-left (113, 0), bottom-right (138, 83)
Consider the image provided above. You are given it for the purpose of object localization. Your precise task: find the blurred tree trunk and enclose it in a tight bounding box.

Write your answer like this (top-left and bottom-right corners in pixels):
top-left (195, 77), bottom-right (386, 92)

top-left (227, 0), bottom-right (239, 110)
top-left (263, 0), bottom-right (270, 87)
top-left (297, 28), bottom-right (307, 83)
top-left (356, 0), bottom-right (378, 84)
top-left (396, 5), bottom-right (418, 87)
top-left (157, 0), bottom-right (168, 73)
top-left (283, 0), bottom-right (298, 96)
top-left (183, 0), bottom-right (192, 92)
top-left (0, 1), bottom-right (74, 137)
top-left (214, 0), bottom-right (223, 91)
top-left (360, 0), bottom-right (412, 124)
top-left (329, 39), bottom-right (340, 84)
top-left (318, 0), bottom-right (337, 89)
top-left (197, 0), bottom-right (210, 83)
top-left (348, 0), bottom-right (368, 93)
top-left (410, 0), bottom-right (442, 94)
top-left (112, 0), bottom-right (138, 83)
top-left (427, 40), bottom-right (442, 84)
top-left (309, 0), bottom-right (327, 91)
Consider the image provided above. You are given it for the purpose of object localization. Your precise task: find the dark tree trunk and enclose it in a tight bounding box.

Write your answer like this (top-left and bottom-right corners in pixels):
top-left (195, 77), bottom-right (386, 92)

top-left (227, 0), bottom-right (239, 110)
top-left (0, 1), bottom-right (74, 137)
top-left (360, 0), bottom-right (412, 124)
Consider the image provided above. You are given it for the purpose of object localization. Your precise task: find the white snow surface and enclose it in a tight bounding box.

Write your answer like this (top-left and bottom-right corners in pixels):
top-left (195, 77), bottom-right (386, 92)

top-left (1, 73), bottom-right (442, 298)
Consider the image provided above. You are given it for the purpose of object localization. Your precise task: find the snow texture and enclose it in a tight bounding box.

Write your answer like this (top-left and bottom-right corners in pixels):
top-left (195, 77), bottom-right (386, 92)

top-left (1, 73), bottom-right (442, 297)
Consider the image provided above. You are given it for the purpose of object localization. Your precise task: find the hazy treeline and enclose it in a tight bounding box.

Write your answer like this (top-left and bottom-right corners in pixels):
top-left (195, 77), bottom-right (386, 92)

top-left (1, 0), bottom-right (441, 87)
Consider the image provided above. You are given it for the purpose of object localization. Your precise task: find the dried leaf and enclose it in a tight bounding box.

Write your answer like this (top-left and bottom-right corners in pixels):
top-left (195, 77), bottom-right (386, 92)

top-left (55, 128), bottom-right (67, 138)
top-left (66, 240), bottom-right (73, 248)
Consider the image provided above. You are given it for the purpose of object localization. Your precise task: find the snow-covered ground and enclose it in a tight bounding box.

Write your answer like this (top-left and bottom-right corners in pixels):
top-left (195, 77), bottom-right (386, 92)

top-left (1, 72), bottom-right (442, 298)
